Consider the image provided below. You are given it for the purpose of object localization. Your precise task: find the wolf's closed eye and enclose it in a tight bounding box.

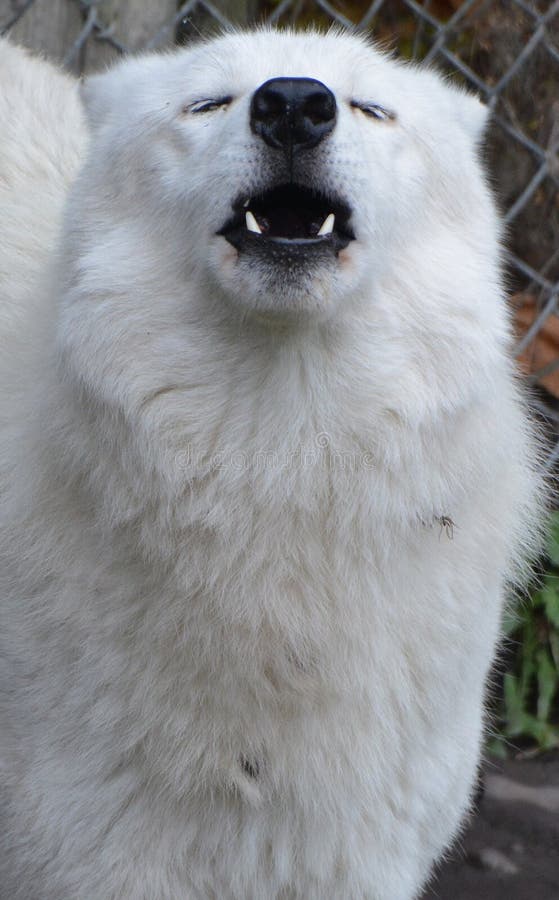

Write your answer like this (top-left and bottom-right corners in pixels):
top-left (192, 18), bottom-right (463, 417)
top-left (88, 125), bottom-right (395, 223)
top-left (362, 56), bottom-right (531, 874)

top-left (188, 97), bottom-right (233, 114)
top-left (350, 100), bottom-right (395, 121)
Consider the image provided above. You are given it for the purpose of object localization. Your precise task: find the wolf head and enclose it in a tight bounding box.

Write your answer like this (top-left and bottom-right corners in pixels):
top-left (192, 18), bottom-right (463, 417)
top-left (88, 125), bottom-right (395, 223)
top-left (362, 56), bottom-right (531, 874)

top-left (52, 27), bottom-right (507, 470)
top-left (77, 30), bottom-right (491, 322)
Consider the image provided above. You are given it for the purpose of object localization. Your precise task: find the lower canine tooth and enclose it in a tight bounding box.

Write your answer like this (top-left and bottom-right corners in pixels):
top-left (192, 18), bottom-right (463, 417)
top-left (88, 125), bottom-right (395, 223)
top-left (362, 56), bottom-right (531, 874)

top-left (317, 213), bottom-right (335, 236)
top-left (245, 211), bottom-right (262, 234)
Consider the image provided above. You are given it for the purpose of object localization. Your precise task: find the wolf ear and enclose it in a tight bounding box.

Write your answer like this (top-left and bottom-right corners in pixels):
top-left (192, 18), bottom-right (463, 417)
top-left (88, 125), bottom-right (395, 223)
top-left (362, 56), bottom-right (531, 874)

top-left (80, 55), bottom-right (163, 130)
top-left (454, 89), bottom-right (489, 144)
top-left (80, 73), bottom-right (110, 130)
top-left (80, 67), bottom-right (124, 130)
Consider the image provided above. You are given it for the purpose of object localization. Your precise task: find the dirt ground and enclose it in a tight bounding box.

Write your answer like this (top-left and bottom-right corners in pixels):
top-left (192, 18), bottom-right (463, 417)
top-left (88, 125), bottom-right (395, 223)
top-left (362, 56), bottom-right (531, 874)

top-left (422, 751), bottom-right (559, 900)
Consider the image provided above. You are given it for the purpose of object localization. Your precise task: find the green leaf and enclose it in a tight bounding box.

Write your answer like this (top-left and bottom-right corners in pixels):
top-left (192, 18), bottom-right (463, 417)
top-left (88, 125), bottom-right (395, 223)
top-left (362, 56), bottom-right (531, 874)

top-left (496, 514), bottom-right (559, 755)
top-left (503, 673), bottom-right (525, 734)
top-left (518, 619), bottom-right (537, 702)
top-left (519, 714), bottom-right (559, 750)
top-left (536, 648), bottom-right (559, 722)
top-left (486, 736), bottom-right (509, 759)
top-left (541, 579), bottom-right (559, 629)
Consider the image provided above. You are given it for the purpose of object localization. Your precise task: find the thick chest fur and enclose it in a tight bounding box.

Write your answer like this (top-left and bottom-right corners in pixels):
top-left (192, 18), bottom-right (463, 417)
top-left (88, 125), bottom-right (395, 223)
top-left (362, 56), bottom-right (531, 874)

top-left (71, 442), bottom-right (501, 805)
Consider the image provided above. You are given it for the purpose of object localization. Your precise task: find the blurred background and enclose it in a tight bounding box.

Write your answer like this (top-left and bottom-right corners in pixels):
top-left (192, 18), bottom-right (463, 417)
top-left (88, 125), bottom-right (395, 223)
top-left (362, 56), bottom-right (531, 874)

top-left (1, 1), bottom-right (558, 896)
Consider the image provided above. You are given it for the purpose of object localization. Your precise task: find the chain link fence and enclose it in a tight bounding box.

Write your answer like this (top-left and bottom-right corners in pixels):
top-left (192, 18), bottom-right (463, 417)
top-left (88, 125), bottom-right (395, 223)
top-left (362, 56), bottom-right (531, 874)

top-left (2, 0), bottom-right (559, 463)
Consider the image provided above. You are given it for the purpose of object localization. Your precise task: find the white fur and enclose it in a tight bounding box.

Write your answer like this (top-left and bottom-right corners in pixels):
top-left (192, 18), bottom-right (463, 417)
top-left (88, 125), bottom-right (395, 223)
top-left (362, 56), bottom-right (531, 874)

top-left (0, 31), bottom-right (542, 900)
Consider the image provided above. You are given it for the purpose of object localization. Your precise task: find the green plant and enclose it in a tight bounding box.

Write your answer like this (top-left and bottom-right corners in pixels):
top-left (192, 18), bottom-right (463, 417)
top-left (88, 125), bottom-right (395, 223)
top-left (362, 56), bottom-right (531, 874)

top-left (491, 511), bottom-right (559, 755)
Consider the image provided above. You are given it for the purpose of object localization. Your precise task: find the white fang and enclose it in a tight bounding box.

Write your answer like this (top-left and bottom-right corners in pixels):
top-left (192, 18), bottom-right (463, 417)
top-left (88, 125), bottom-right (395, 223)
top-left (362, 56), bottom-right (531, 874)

top-left (245, 211), bottom-right (262, 234)
top-left (317, 213), bottom-right (335, 236)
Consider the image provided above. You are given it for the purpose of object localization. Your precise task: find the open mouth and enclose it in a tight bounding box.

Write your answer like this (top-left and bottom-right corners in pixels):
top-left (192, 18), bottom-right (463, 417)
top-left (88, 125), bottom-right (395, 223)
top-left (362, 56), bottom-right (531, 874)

top-left (218, 184), bottom-right (354, 254)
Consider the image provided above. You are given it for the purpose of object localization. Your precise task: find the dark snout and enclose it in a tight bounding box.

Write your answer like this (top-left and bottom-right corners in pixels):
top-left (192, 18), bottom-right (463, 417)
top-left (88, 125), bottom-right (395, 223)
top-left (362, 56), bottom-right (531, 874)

top-left (250, 77), bottom-right (336, 155)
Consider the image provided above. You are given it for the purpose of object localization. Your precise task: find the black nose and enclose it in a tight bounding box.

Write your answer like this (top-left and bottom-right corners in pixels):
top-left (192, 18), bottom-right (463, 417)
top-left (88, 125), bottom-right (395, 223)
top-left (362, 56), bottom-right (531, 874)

top-left (250, 77), bottom-right (336, 155)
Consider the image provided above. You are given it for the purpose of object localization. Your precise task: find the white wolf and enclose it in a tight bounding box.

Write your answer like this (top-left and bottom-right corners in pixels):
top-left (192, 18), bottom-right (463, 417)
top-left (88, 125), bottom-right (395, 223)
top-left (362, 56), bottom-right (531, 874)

top-left (0, 29), bottom-right (541, 900)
